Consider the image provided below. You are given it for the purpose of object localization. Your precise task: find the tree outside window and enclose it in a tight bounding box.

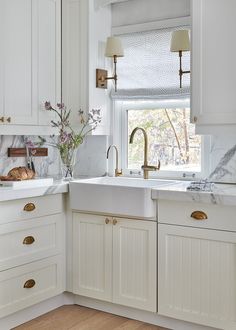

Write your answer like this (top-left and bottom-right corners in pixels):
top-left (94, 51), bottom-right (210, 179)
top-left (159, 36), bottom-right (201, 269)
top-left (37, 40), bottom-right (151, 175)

top-left (128, 108), bottom-right (201, 172)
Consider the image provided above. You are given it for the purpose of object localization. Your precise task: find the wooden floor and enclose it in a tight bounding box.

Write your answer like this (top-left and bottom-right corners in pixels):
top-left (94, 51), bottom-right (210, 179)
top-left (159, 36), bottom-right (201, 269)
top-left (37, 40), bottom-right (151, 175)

top-left (13, 305), bottom-right (170, 330)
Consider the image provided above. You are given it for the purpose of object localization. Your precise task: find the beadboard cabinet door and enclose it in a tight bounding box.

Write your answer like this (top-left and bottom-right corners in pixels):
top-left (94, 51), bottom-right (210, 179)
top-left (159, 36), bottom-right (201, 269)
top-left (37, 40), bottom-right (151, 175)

top-left (73, 213), bottom-right (157, 312)
top-left (113, 218), bottom-right (157, 312)
top-left (191, 0), bottom-right (236, 127)
top-left (72, 213), bottom-right (113, 302)
top-left (158, 224), bottom-right (236, 329)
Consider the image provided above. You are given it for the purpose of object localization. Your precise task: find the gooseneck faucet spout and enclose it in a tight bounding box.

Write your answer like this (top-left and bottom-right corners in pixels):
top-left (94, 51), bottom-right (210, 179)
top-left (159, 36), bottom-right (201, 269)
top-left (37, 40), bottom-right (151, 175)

top-left (129, 127), bottom-right (160, 179)
top-left (107, 145), bottom-right (122, 177)
top-left (129, 127), bottom-right (148, 168)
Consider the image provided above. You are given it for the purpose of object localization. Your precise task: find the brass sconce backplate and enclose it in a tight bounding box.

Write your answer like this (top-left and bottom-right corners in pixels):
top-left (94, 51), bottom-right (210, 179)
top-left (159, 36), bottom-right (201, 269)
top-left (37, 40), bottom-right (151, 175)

top-left (96, 69), bottom-right (108, 89)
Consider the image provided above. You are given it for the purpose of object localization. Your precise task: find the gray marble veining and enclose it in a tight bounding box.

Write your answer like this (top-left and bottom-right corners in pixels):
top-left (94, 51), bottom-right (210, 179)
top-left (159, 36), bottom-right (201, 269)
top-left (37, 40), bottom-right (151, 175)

top-left (208, 134), bottom-right (236, 183)
top-left (0, 135), bottom-right (108, 178)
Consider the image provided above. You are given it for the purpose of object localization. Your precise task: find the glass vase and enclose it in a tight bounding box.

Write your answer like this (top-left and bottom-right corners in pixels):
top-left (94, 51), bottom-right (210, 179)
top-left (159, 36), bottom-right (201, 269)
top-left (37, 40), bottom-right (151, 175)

top-left (60, 148), bottom-right (78, 181)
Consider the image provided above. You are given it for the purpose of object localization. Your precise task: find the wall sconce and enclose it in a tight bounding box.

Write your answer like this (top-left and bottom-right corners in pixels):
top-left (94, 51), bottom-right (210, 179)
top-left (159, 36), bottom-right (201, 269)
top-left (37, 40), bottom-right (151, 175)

top-left (96, 36), bottom-right (124, 92)
top-left (170, 30), bottom-right (190, 88)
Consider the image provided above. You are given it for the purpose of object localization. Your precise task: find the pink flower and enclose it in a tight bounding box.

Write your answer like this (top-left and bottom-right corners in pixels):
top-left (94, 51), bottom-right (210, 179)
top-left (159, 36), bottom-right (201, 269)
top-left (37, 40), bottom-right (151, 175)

top-left (45, 101), bottom-right (53, 110)
top-left (57, 103), bottom-right (65, 110)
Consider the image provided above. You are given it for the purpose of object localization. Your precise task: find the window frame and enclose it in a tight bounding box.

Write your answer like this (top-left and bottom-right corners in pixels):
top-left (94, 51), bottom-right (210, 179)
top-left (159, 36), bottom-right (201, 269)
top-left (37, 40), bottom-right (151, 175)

top-left (112, 99), bottom-right (211, 180)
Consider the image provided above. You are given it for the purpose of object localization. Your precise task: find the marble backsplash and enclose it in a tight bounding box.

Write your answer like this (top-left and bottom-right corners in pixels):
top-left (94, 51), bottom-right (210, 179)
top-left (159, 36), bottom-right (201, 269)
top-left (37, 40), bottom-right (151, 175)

top-left (209, 134), bottom-right (236, 183)
top-left (0, 133), bottom-right (236, 182)
top-left (0, 135), bottom-right (108, 178)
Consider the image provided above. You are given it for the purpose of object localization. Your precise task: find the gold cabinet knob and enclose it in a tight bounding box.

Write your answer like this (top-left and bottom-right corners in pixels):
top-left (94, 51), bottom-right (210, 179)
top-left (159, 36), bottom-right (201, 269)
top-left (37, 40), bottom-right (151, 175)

top-left (191, 211), bottom-right (208, 221)
top-left (6, 117), bottom-right (11, 123)
top-left (23, 236), bottom-right (35, 245)
top-left (0, 117), bottom-right (4, 123)
top-left (113, 219), bottom-right (118, 225)
top-left (23, 203), bottom-right (36, 212)
top-left (105, 218), bottom-right (110, 224)
top-left (24, 279), bottom-right (36, 289)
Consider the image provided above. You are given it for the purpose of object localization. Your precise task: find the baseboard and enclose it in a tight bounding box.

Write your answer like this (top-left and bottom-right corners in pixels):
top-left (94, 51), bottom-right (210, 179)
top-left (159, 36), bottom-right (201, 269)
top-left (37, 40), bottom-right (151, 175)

top-left (74, 295), bottom-right (217, 330)
top-left (0, 293), bottom-right (74, 330)
top-left (0, 292), bottom-right (217, 330)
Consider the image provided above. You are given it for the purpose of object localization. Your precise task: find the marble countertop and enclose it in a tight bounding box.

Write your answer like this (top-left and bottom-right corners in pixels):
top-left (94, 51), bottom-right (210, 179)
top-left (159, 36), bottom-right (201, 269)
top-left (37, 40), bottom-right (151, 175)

top-left (0, 179), bottom-right (69, 202)
top-left (152, 181), bottom-right (236, 206)
top-left (2, 176), bottom-right (236, 207)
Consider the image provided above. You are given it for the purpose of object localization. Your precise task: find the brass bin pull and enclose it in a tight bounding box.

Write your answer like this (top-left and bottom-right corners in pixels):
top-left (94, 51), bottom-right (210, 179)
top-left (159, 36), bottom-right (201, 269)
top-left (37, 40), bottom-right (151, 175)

top-left (113, 219), bottom-right (118, 225)
top-left (24, 279), bottom-right (36, 289)
top-left (191, 211), bottom-right (208, 221)
top-left (105, 218), bottom-right (110, 225)
top-left (23, 236), bottom-right (35, 245)
top-left (24, 203), bottom-right (36, 212)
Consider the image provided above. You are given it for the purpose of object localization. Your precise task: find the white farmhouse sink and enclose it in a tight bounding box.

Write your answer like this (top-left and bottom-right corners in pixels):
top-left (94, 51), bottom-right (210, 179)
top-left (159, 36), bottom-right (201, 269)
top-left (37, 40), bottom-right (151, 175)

top-left (70, 177), bottom-right (176, 219)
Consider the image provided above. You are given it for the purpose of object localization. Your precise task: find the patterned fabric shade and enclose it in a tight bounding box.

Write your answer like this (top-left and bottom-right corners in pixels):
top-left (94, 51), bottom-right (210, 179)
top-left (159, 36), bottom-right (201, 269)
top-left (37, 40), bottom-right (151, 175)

top-left (111, 27), bottom-right (190, 100)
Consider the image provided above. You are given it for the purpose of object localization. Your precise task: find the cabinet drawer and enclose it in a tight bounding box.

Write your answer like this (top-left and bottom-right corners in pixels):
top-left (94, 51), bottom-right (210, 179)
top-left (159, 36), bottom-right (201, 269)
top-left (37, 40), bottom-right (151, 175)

top-left (0, 214), bottom-right (64, 271)
top-left (0, 255), bottom-right (64, 318)
top-left (158, 200), bottom-right (236, 231)
top-left (0, 194), bottom-right (63, 224)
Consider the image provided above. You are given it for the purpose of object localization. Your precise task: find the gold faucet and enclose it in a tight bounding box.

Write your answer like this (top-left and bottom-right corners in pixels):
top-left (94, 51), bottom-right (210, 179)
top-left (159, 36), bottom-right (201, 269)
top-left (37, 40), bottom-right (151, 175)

top-left (107, 145), bottom-right (122, 177)
top-left (129, 127), bottom-right (160, 179)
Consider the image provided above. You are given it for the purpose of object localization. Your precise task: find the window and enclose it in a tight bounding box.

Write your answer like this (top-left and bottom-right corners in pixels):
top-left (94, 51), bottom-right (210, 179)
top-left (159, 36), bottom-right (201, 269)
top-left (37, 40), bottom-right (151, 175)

top-left (127, 107), bottom-right (201, 173)
top-left (113, 100), bottom-right (208, 179)
top-left (112, 24), bottom-right (209, 179)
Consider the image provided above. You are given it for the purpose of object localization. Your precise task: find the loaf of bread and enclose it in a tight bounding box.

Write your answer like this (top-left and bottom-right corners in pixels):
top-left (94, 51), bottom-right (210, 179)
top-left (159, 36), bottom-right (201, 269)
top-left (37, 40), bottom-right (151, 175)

top-left (0, 167), bottom-right (35, 181)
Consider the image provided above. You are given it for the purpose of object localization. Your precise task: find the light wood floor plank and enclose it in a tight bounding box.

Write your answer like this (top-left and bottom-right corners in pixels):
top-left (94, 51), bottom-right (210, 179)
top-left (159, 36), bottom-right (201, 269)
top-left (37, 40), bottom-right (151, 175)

top-left (13, 305), bottom-right (170, 330)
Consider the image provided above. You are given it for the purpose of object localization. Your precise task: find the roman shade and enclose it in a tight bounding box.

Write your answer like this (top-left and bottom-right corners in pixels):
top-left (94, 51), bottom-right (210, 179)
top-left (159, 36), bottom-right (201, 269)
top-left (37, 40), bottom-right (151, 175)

top-left (111, 27), bottom-right (190, 100)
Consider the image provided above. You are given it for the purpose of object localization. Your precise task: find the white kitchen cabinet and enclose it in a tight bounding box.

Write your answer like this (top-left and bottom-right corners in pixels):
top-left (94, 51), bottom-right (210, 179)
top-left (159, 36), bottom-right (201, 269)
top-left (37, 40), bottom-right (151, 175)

top-left (0, 255), bottom-right (64, 319)
top-left (191, 0), bottom-right (236, 127)
top-left (0, 194), bottom-right (65, 318)
top-left (113, 218), bottom-right (157, 312)
top-left (73, 213), bottom-right (113, 302)
top-left (62, 0), bottom-right (111, 135)
top-left (73, 213), bottom-right (157, 312)
top-left (158, 222), bottom-right (236, 329)
top-left (0, 0), bottom-right (61, 134)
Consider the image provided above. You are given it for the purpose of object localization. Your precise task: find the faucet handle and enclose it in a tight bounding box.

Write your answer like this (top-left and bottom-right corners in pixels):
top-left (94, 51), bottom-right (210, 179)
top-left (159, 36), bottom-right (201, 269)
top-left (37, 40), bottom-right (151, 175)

top-left (142, 161), bottom-right (161, 172)
top-left (115, 169), bottom-right (123, 177)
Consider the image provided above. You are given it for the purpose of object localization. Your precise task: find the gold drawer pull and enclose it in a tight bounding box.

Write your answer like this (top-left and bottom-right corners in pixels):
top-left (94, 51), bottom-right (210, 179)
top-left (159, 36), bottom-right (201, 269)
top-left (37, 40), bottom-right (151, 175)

top-left (24, 203), bottom-right (36, 212)
top-left (6, 117), bottom-right (11, 123)
top-left (105, 218), bottom-right (110, 224)
top-left (0, 116), bottom-right (4, 123)
top-left (24, 279), bottom-right (36, 289)
top-left (23, 236), bottom-right (35, 245)
top-left (113, 219), bottom-right (118, 225)
top-left (191, 211), bottom-right (208, 221)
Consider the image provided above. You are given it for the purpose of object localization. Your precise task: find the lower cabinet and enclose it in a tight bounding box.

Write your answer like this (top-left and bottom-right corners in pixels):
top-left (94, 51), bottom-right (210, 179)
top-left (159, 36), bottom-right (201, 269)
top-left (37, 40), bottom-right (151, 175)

top-left (73, 213), bottom-right (157, 312)
top-left (0, 194), bottom-right (65, 318)
top-left (0, 255), bottom-right (64, 318)
top-left (158, 224), bottom-right (236, 329)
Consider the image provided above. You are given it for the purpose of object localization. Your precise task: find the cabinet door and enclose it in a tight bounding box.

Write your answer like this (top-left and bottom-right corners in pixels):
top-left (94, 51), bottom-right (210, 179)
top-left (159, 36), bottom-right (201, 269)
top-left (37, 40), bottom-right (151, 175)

top-left (113, 218), bottom-right (157, 312)
top-left (158, 224), bottom-right (236, 329)
top-left (0, 0), bottom-right (61, 130)
top-left (192, 0), bottom-right (236, 125)
top-left (37, 0), bottom-right (61, 126)
top-left (73, 213), bottom-right (112, 301)
top-left (2, 0), bottom-right (37, 125)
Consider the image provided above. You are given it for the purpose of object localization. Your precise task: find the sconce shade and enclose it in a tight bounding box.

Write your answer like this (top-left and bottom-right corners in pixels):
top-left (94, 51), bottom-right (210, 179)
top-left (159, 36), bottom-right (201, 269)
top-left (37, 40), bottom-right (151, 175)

top-left (105, 37), bottom-right (124, 57)
top-left (170, 30), bottom-right (190, 52)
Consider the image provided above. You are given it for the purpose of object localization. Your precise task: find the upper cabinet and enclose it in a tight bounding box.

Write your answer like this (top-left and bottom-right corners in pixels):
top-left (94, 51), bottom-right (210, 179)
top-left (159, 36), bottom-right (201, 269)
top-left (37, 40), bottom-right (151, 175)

top-left (62, 0), bottom-right (112, 135)
top-left (0, 0), bottom-right (61, 135)
top-left (191, 0), bottom-right (236, 131)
